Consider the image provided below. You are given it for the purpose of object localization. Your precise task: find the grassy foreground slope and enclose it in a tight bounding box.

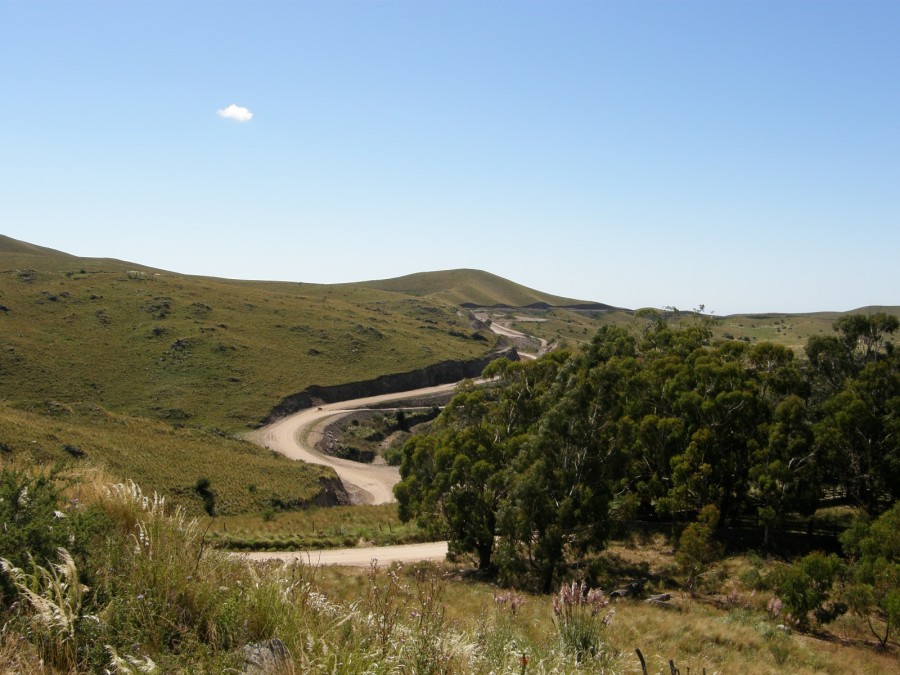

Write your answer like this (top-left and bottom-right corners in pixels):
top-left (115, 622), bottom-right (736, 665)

top-left (2, 466), bottom-right (896, 673)
top-left (0, 401), bottom-right (333, 517)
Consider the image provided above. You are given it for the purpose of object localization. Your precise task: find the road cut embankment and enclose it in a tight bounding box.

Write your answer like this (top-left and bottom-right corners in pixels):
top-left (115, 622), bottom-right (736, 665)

top-left (260, 347), bottom-right (517, 425)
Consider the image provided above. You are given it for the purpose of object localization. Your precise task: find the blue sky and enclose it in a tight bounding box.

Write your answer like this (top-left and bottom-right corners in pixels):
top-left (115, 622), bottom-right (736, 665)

top-left (2, 1), bottom-right (898, 315)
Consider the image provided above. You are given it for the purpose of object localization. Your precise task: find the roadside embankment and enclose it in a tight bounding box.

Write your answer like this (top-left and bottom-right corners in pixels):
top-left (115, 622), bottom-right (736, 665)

top-left (261, 347), bottom-right (517, 424)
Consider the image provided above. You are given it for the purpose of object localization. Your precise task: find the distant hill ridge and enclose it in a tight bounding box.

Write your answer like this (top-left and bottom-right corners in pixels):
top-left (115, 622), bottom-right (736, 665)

top-left (1, 236), bottom-right (611, 309)
top-left (0, 234), bottom-right (161, 274)
top-left (353, 268), bottom-right (614, 309)
top-left (3, 234), bottom-right (895, 317)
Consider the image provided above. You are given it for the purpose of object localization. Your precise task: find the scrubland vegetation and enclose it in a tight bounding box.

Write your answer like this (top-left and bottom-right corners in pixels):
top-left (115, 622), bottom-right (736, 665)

top-left (3, 312), bottom-right (897, 672)
top-left (392, 311), bottom-right (899, 670)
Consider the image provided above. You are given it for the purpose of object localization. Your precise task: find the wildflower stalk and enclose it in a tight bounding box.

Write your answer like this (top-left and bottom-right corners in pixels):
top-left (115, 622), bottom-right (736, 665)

top-left (552, 580), bottom-right (613, 663)
top-left (0, 548), bottom-right (95, 671)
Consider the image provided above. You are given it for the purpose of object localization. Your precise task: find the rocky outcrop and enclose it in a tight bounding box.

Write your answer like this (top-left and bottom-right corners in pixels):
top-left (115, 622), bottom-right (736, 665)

top-left (261, 347), bottom-right (518, 424)
top-left (311, 476), bottom-right (350, 507)
top-left (242, 638), bottom-right (290, 674)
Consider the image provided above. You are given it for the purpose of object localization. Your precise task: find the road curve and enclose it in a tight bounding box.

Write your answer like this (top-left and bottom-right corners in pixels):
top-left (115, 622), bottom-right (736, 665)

top-left (487, 321), bottom-right (549, 359)
top-left (245, 382), bottom-right (463, 505)
top-left (246, 322), bottom-right (545, 503)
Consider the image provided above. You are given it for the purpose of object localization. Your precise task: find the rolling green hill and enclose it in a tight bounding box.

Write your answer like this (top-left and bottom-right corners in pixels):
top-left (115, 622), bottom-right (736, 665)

top-left (0, 234), bottom-right (161, 274)
top-left (0, 238), bottom-right (500, 432)
top-left (352, 268), bottom-right (612, 309)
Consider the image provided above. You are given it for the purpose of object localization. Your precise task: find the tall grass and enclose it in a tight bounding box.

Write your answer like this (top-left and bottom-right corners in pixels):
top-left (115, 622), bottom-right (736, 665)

top-left (0, 549), bottom-right (95, 671)
top-left (552, 581), bottom-right (614, 663)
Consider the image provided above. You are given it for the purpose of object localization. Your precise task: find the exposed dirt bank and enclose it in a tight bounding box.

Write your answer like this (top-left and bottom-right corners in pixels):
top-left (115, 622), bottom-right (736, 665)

top-left (260, 348), bottom-right (518, 425)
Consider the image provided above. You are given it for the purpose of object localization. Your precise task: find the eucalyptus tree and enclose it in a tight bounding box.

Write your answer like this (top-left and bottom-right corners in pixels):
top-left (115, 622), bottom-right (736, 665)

top-left (749, 394), bottom-right (819, 549)
top-left (395, 354), bottom-right (565, 571)
top-left (841, 503), bottom-right (900, 649)
top-left (808, 313), bottom-right (899, 512)
top-left (497, 332), bottom-right (638, 591)
top-left (815, 349), bottom-right (899, 511)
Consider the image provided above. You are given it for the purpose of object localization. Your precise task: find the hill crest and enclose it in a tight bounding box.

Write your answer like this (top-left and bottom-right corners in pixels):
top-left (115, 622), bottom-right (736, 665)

top-left (351, 268), bottom-right (613, 309)
top-left (0, 236), bottom-right (609, 309)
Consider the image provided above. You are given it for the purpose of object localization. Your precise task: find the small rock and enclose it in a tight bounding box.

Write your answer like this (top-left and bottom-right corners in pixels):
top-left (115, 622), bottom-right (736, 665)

top-left (242, 638), bottom-right (289, 674)
top-left (645, 594), bottom-right (677, 610)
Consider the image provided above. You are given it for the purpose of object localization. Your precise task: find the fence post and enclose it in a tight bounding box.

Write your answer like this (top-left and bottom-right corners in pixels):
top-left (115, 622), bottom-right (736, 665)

top-left (635, 648), bottom-right (648, 675)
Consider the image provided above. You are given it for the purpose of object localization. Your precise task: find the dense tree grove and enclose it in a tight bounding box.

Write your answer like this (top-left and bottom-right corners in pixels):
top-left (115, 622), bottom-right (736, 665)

top-left (395, 313), bottom-right (899, 592)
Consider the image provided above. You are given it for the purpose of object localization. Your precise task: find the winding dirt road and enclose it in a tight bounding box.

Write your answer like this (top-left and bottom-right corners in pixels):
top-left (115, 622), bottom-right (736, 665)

top-left (246, 383), bottom-right (462, 505)
top-left (242, 320), bottom-right (544, 565)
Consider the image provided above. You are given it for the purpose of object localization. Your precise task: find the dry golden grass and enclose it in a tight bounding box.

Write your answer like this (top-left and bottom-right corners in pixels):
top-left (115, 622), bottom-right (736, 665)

top-left (2, 464), bottom-right (894, 674)
top-left (305, 553), bottom-right (898, 675)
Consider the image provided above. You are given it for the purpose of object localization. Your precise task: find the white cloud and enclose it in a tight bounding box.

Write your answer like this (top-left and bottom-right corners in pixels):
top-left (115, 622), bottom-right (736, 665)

top-left (216, 104), bottom-right (253, 122)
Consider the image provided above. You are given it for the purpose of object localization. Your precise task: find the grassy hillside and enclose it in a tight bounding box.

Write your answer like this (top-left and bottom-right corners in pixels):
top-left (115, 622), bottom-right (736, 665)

top-left (0, 240), bottom-right (498, 432)
top-left (0, 233), bottom-right (160, 274)
top-left (0, 236), bottom-right (506, 516)
top-left (352, 268), bottom-right (605, 308)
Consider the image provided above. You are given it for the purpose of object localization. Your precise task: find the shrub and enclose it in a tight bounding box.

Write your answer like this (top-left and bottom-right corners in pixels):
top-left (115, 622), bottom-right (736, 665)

top-left (773, 551), bottom-right (844, 628)
top-left (676, 504), bottom-right (724, 592)
top-left (0, 467), bottom-right (107, 607)
top-left (840, 503), bottom-right (900, 648)
top-left (194, 477), bottom-right (216, 516)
